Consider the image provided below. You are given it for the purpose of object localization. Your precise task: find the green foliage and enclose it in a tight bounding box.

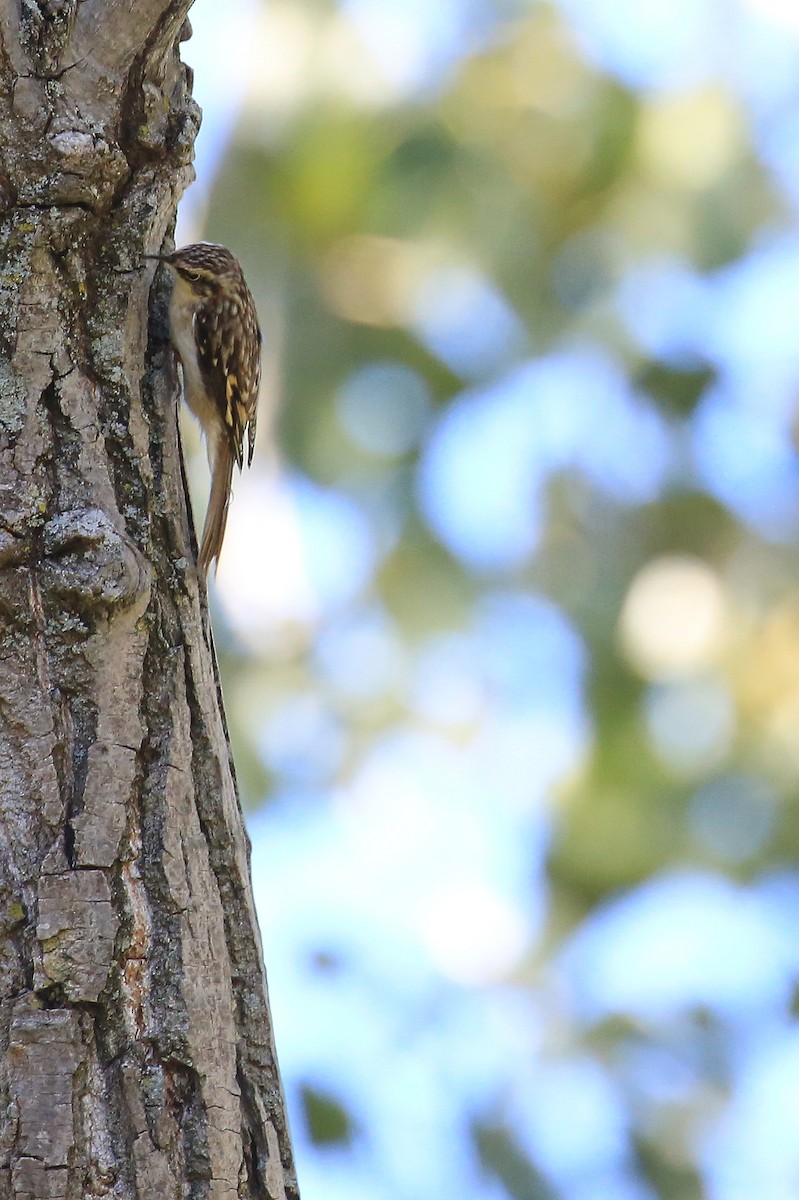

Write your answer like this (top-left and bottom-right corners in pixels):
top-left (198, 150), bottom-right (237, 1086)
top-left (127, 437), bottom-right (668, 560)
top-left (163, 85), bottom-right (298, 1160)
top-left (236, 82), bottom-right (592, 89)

top-left (473, 1121), bottom-right (559, 1200)
top-left (300, 1084), bottom-right (356, 1147)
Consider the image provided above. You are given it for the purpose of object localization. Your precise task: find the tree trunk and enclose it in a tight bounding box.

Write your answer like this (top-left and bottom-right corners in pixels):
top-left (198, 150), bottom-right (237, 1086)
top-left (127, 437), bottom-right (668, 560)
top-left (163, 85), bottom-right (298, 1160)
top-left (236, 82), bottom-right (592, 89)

top-left (0, 3), bottom-right (298, 1198)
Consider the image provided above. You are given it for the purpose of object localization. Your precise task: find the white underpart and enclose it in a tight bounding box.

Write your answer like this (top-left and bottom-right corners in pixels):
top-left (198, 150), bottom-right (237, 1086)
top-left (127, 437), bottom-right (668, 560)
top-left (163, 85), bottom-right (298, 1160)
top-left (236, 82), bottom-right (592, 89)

top-left (168, 272), bottom-right (223, 470)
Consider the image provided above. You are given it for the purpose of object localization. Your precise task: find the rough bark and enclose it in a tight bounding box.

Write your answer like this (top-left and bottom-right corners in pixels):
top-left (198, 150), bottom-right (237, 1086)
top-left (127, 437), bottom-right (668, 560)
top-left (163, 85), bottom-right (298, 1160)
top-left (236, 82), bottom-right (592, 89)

top-left (0, 3), bottom-right (298, 1198)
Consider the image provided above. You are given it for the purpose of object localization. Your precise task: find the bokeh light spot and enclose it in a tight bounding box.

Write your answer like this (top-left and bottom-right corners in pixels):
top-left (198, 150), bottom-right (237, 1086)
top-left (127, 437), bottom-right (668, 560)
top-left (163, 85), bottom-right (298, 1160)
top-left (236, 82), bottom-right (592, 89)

top-left (644, 676), bottom-right (735, 776)
top-left (620, 556), bottom-right (728, 680)
top-left (337, 362), bottom-right (431, 456)
top-left (410, 265), bottom-right (526, 377)
top-left (423, 881), bottom-right (530, 985)
top-left (636, 88), bottom-right (743, 190)
top-left (690, 774), bottom-right (776, 863)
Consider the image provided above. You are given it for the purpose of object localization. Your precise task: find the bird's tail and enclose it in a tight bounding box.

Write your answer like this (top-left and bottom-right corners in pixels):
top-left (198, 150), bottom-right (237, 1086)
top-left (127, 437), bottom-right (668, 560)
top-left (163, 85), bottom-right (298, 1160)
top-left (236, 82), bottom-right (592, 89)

top-left (198, 437), bottom-right (235, 577)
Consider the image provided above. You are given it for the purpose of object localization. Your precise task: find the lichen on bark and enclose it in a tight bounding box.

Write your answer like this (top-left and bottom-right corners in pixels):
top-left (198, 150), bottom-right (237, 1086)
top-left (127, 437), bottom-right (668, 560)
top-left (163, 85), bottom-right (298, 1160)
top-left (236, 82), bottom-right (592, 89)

top-left (0, 3), bottom-right (297, 1197)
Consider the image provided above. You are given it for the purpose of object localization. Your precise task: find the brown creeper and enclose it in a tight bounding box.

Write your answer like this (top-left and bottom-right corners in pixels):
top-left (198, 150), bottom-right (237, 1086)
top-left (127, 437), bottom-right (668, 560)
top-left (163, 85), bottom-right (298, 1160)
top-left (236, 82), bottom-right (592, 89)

top-left (148, 242), bottom-right (261, 576)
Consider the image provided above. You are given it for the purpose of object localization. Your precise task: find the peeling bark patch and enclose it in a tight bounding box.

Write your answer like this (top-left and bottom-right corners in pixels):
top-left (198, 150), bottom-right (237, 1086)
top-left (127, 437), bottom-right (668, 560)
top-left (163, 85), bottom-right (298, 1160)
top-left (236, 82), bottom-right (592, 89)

top-left (35, 869), bottom-right (116, 1002)
top-left (8, 1001), bottom-right (81, 1166)
top-left (72, 741), bottom-right (133, 867)
top-left (11, 1158), bottom-right (69, 1200)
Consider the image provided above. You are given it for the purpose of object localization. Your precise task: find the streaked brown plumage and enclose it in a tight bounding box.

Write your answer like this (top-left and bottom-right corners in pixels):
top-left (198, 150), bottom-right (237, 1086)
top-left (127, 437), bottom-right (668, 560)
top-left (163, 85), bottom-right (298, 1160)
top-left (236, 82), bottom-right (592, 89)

top-left (149, 242), bottom-right (261, 576)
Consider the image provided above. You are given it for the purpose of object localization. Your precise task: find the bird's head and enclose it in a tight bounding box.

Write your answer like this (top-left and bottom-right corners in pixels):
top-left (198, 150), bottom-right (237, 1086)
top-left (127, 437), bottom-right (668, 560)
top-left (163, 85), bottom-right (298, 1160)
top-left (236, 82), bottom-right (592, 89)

top-left (146, 242), bottom-right (244, 302)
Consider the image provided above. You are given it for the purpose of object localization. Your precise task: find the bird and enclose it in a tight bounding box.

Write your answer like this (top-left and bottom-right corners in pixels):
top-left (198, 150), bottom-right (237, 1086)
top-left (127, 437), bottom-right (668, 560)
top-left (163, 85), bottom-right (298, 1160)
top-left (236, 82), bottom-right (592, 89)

top-left (147, 242), bottom-right (261, 577)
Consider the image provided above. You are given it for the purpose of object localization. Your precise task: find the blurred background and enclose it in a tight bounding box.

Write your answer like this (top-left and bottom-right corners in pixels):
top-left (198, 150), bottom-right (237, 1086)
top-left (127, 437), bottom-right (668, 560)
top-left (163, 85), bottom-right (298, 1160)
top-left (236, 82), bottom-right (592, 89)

top-left (178, 1), bottom-right (799, 1196)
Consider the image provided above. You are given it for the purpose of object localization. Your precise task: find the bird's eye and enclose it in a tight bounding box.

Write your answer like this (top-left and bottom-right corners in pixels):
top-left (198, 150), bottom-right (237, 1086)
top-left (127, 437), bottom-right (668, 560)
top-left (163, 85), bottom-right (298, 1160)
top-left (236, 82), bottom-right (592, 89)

top-left (183, 269), bottom-right (201, 283)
